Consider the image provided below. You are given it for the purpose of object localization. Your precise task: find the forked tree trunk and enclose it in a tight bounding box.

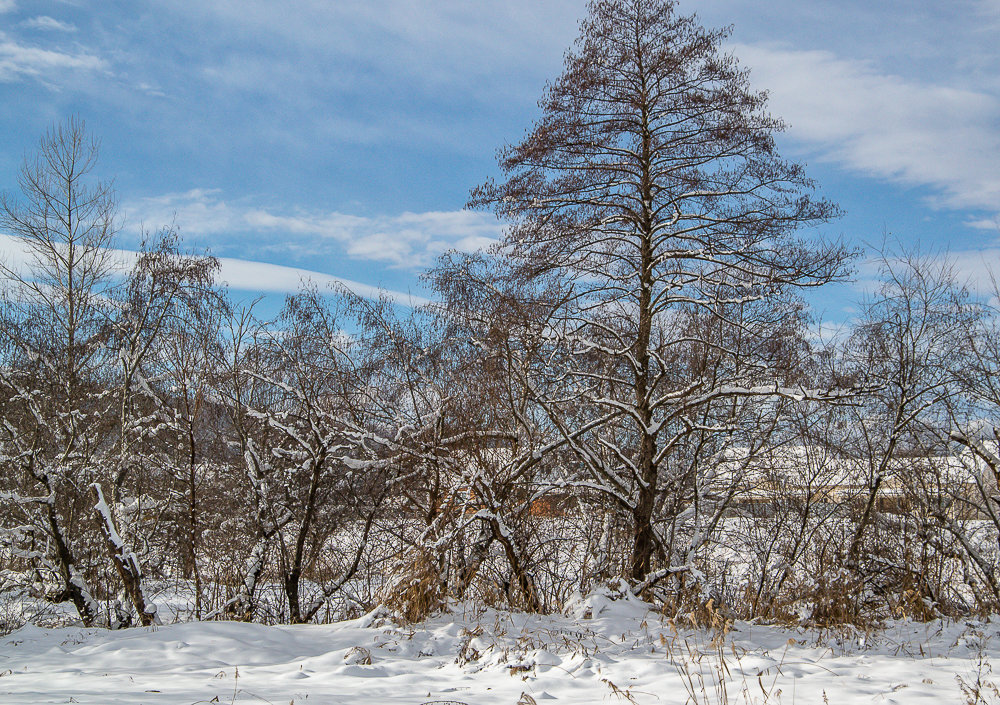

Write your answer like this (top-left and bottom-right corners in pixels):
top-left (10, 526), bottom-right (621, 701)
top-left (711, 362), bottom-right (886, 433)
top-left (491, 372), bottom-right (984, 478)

top-left (229, 532), bottom-right (270, 622)
top-left (46, 502), bottom-right (99, 627)
top-left (455, 520), bottom-right (494, 599)
top-left (284, 454), bottom-right (325, 624)
top-left (30, 462), bottom-right (99, 627)
top-left (491, 518), bottom-right (541, 612)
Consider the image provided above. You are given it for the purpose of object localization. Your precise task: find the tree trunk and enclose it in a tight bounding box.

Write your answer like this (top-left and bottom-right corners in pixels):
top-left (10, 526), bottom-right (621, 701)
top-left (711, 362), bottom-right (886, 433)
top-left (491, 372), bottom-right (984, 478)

top-left (186, 424), bottom-right (202, 617)
top-left (455, 519), bottom-right (494, 599)
top-left (92, 483), bottom-right (159, 627)
top-left (229, 532), bottom-right (269, 622)
top-left (46, 501), bottom-right (98, 627)
top-left (285, 455), bottom-right (324, 624)
top-left (493, 519), bottom-right (541, 612)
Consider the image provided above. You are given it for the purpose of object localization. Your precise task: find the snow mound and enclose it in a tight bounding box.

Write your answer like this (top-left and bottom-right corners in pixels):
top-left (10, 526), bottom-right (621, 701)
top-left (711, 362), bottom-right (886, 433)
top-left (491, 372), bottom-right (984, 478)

top-left (0, 607), bottom-right (998, 703)
top-left (563, 578), bottom-right (649, 621)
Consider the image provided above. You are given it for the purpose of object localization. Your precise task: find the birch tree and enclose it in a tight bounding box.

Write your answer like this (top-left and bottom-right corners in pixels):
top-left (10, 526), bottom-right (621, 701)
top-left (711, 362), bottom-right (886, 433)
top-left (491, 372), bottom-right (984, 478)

top-left (104, 231), bottom-right (220, 625)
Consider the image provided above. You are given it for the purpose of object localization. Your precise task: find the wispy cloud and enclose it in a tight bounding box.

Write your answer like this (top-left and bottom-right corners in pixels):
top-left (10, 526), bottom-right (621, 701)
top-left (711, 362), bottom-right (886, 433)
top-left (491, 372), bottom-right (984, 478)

top-left (20, 16), bottom-right (78, 32)
top-left (214, 257), bottom-right (428, 306)
top-left (967, 217), bottom-right (1000, 232)
top-left (126, 190), bottom-right (502, 269)
top-left (184, 0), bottom-right (581, 95)
top-left (136, 1), bottom-right (585, 156)
top-left (0, 32), bottom-right (105, 83)
top-left (127, 189), bottom-right (237, 237)
top-left (0, 1), bottom-right (16, 14)
top-left (0, 233), bottom-right (426, 307)
top-left (735, 43), bottom-right (1000, 218)
top-left (947, 247), bottom-right (1000, 293)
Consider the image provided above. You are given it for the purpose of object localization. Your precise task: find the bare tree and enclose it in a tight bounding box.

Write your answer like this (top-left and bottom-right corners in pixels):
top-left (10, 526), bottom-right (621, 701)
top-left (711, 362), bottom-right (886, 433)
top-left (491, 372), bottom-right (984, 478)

top-left (211, 302), bottom-right (287, 621)
top-left (467, 0), bottom-right (851, 590)
top-left (153, 259), bottom-right (228, 619)
top-left (838, 250), bottom-right (972, 615)
top-left (0, 118), bottom-right (118, 626)
top-left (99, 231), bottom-right (221, 626)
top-left (259, 291), bottom-right (393, 623)
top-left (426, 252), bottom-right (569, 610)
top-left (213, 290), bottom-right (396, 623)
top-left (933, 270), bottom-right (1000, 609)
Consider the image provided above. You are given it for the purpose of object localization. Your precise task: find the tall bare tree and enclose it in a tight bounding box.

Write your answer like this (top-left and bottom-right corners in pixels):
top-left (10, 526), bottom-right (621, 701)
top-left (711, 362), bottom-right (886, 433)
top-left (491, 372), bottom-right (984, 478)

top-left (468, 0), bottom-right (851, 588)
top-left (0, 118), bottom-right (118, 626)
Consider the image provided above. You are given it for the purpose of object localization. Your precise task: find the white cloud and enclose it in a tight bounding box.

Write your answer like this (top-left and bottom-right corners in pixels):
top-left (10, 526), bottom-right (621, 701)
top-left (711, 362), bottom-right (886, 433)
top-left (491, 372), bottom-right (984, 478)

top-left (946, 248), bottom-right (1000, 293)
top-left (0, 32), bottom-right (105, 83)
top-left (0, 234), bottom-right (34, 273)
top-left (967, 217), bottom-right (1000, 233)
top-left (128, 189), bottom-right (237, 236)
top-left (0, 234), bottom-right (426, 307)
top-left (734, 43), bottom-right (1000, 218)
top-left (126, 190), bottom-right (502, 269)
top-left (0, 1), bottom-right (15, 14)
top-left (215, 257), bottom-right (428, 306)
top-left (20, 16), bottom-right (78, 32)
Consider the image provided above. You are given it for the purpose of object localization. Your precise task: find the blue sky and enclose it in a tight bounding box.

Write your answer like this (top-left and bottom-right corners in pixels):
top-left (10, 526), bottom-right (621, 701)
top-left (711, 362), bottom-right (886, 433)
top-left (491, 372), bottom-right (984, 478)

top-left (1, 0), bottom-right (998, 321)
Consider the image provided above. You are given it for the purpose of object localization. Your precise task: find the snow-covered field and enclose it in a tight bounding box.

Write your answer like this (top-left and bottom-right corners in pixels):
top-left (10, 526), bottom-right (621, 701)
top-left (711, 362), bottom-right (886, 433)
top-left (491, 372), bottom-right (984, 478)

top-left (0, 590), bottom-right (996, 704)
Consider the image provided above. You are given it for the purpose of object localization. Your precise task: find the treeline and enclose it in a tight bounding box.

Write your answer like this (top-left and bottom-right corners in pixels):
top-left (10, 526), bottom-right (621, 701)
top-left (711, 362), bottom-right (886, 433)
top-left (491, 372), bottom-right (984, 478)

top-left (3, 0), bottom-right (1000, 630)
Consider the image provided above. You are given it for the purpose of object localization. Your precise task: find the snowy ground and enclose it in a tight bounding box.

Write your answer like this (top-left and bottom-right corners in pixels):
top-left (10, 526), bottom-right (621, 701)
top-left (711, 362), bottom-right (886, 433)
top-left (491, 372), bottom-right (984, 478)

top-left (0, 590), bottom-right (996, 704)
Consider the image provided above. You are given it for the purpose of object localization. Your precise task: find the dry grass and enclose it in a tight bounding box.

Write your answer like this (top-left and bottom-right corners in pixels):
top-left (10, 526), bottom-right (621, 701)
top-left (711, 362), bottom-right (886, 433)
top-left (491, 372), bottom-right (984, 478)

top-left (383, 550), bottom-right (446, 623)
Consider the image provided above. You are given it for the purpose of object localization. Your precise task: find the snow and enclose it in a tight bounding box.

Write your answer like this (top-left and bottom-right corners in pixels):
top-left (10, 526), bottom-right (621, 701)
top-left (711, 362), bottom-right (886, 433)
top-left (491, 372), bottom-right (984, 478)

top-left (0, 597), bottom-right (996, 704)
